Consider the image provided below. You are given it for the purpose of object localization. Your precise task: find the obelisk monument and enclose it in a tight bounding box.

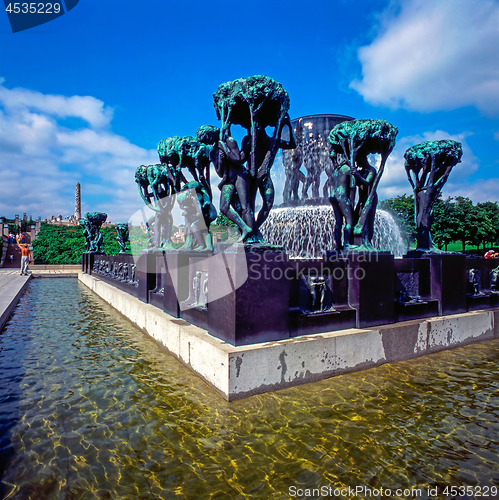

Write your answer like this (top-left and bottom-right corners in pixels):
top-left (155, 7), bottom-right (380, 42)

top-left (75, 182), bottom-right (81, 220)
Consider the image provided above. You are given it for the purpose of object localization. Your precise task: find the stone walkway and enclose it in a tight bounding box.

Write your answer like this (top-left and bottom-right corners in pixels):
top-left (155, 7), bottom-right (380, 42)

top-left (0, 272), bottom-right (31, 330)
top-left (0, 269), bottom-right (79, 277)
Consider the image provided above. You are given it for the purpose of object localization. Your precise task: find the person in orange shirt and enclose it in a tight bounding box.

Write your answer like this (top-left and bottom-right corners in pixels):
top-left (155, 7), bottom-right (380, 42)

top-left (18, 242), bottom-right (32, 275)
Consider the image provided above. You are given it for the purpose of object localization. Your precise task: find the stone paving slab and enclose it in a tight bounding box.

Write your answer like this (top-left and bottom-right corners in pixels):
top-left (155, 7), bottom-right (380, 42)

top-left (0, 272), bottom-right (31, 330)
top-left (0, 268), bottom-right (78, 277)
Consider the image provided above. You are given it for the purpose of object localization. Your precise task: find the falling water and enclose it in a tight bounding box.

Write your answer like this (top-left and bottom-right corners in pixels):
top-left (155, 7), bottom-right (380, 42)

top-left (260, 205), bottom-right (406, 258)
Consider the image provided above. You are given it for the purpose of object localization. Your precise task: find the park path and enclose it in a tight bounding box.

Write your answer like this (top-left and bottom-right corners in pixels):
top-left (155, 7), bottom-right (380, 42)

top-left (0, 271), bottom-right (31, 331)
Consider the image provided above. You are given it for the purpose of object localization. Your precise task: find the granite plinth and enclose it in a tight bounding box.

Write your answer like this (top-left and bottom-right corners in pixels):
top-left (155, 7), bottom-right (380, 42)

top-left (394, 258), bottom-right (439, 321)
top-left (425, 254), bottom-right (467, 315)
top-left (179, 254), bottom-right (211, 331)
top-left (341, 252), bottom-right (395, 328)
top-left (137, 251), bottom-right (159, 303)
top-left (208, 247), bottom-right (292, 346)
top-left (288, 257), bottom-right (356, 335)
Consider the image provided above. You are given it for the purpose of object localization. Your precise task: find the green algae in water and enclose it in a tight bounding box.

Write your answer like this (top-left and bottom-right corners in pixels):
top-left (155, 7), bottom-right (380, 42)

top-left (0, 279), bottom-right (498, 499)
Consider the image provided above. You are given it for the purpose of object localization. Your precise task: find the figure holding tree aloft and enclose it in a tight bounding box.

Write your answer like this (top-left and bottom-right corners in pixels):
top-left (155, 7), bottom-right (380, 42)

top-left (327, 118), bottom-right (398, 250)
top-left (404, 140), bottom-right (463, 252)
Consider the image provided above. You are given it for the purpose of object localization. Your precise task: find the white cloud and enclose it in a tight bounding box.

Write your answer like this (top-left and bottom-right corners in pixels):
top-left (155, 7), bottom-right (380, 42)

top-left (350, 0), bottom-right (499, 116)
top-left (0, 77), bottom-right (113, 128)
top-left (0, 79), bottom-right (157, 223)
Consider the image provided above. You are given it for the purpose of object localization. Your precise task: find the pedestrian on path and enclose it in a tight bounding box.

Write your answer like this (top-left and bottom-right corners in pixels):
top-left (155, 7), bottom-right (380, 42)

top-left (18, 242), bottom-right (31, 275)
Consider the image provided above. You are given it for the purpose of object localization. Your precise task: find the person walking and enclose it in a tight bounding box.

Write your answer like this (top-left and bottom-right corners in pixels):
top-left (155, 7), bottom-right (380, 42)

top-left (18, 242), bottom-right (31, 275)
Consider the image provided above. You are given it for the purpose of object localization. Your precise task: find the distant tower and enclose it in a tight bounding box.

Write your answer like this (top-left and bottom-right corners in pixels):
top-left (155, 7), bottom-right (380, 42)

top-left (75, 182), bottom-right (81, 220)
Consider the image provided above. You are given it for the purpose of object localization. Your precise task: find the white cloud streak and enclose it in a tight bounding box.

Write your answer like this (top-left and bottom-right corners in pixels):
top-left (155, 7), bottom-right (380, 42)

top-left (350, 0), bottom-right (499, 116)
top-left (0, 79), bottom-right (157, 222)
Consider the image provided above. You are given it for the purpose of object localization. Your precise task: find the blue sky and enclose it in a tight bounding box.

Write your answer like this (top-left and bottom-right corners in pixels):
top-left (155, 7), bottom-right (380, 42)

top-left (0, 0), bottom-right (497, 223)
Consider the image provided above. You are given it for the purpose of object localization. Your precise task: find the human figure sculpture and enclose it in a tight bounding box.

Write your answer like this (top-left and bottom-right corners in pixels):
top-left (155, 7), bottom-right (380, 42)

top-left (135, 164), bottom-right (176, 249)
top-left (468, 269), bottom-right (480, 295)
top-left (329, 152), bottom-right (355, 250)
top-left (81, 217), bottom-right (92, 252)
top-left (240, 113), bottom-right (296, 229)
top-left (328, 118), bottom-right (398, 250)
top-left (404, 140), bottom-right (463, 252)
top-left (202, 276), bottom-right (208, 307)
top-left (177, 181), bottom-right (217, 251)
top-left (213, 75), bottom-right (296, 238)
top-left (197, 125), bottom-right (255, 242)
top-left (192, 271), bottom-right (201, 306)
top-left (282, 146), bottom-right (305, 203)
top-left (301, 134), bottom-right (322, 199)
top-left (115, 222), bottom-right (130, 254)
top-left (283, 121), bottom-right (305, 203)
top-left (309, 276), bottom-right (326, 312)
top-left (84, 212), bottom-right (107, 253)
top-left (490, 266), bottom-right (499, 292)
top-left (353, 151), bottom-right (378, 243)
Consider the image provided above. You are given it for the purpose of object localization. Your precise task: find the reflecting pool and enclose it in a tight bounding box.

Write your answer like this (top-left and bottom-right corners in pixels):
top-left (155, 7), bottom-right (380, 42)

top-left (1, 279), bottom-right (499, 499)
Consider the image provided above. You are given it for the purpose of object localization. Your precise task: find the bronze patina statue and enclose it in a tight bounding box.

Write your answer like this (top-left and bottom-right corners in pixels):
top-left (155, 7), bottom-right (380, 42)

top-left (328, 118), bottom-right (398, 250)
top-left (83, 212), bottom-right (107, 253)
top-left (177, 181), bottom-right (217, 251)
top-left (404, 140), bottom-right (463, 252)
top-left (135, 164), bottom-right (176, 249)
top-left (197, 125), bottom-right (256, 242)
top-left (213, 75), bottom-right (296, 241)
top-left (115, 222), bottom-right (130, 253)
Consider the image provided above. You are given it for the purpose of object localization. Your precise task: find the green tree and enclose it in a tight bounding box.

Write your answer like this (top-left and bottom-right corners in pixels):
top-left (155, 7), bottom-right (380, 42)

top-left (32, 223), bottom-right (133, 264)
top-left (451, 197), bottom-right (477, 252)
top-left (476, 201), bottom-right (499, 250)
top-left (432, 197), bottom-right (457, 251)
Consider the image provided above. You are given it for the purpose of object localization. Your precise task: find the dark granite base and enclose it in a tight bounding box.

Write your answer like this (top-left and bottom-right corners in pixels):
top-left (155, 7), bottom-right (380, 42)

top-left (395, 299), bottom-right (439, 322)
top-left (344, 252), bottom-right (395, 328)
top-left (207, 248), bottom-right (292, 345)
top-left (289, 306), bottom-right (356, 336)
top-left (467, 293), bottom-right (498, 311)
top-left (81, 247), bottom-right (499, 347)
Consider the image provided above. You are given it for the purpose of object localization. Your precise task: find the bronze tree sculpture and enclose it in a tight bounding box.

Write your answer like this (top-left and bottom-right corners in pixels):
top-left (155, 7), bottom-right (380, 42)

top-left (134, 164), bottom-right (176, 249)
top-left (328, 118), bottom-right (398, 250)
top-left (213, 75), bottom-right (296, 241)
top-left (404, 140), bottom-right (463, 252)
top-left (134, 75), bottom-right (296, 250)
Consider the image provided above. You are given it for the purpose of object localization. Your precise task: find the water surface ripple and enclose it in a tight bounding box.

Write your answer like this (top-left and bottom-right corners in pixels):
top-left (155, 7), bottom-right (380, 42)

top-left (1, 279), bottom-right (499, 499)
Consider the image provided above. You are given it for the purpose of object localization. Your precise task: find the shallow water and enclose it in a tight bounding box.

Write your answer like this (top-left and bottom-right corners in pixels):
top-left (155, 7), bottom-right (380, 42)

top-left (1, 279), bottom-right (499, 499)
